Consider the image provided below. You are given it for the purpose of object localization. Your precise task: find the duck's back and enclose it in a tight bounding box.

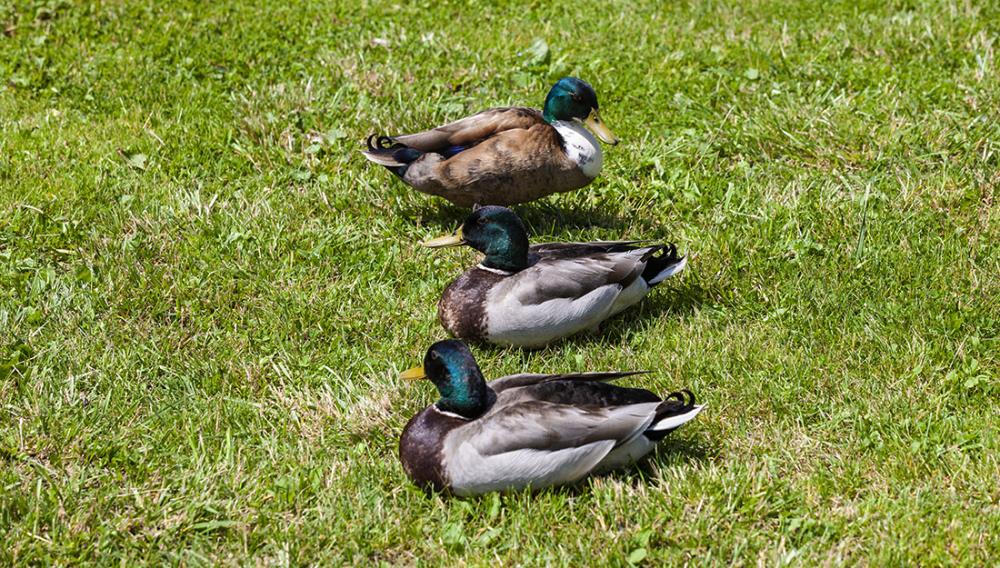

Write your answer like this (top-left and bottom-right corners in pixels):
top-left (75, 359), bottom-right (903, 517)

top-left (392, 107), bottom-right (546, 151)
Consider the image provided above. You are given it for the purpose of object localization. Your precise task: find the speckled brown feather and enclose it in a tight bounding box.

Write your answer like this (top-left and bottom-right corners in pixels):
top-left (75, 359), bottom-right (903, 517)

top-left (367, 107), bottom-right (593, 207)
top-left (438, 267), bottom-right (506, 340)
top-left (392, 107), bottom-right (545, 150)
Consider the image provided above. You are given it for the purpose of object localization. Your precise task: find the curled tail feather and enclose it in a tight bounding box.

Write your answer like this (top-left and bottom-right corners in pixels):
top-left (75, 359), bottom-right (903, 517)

top-left (361, 134), bottom-right (422, 170)
top-left (644, 390), bottom-right (703, 440)
top-left (641, 244), bottom-right (687, 286)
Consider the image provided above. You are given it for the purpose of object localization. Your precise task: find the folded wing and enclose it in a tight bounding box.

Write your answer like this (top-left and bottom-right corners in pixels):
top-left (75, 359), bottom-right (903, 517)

top-left (387, 107), bottom-right (545, 153)
top-left (444, 400), bottom-right (659, 495)
top-left (487, 371), bottom-right (650, 393)
top-left (513, 245), bottom-right (659, 305)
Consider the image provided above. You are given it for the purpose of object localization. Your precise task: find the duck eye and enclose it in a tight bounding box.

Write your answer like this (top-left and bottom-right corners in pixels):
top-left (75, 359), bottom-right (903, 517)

top-left (477, 217), bottom-right (488, 226)
top-left (430, 351), bottom-right (440, 360)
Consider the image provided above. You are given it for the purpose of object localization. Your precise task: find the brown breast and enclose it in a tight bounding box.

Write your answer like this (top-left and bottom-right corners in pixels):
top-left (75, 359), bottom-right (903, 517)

top-left (398, 406), bottom-right (467, 492)
top-left (438, 267), bottom-right (506, 340)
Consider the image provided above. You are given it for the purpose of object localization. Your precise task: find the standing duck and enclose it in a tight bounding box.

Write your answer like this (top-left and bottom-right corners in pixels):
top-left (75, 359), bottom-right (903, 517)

top-left (399, 339), bottom-right (703, 496)
top-left (362, 77), bottom-right (618, 207)
top-left (422, 206), bottom-right (687, 348)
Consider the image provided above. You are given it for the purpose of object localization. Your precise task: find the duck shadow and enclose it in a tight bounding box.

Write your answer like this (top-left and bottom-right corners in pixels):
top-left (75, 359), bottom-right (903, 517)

top-left (397, 198), bottom-right (629, 232)
top-left (591, 279), bottom-right (713, 344)
top-left (516, 201), bottom-right (629, 234)
top-left (594, 430), bottom-right (718, 487)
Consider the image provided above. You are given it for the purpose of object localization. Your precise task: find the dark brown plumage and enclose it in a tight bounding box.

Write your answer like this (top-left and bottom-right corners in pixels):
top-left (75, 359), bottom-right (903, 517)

top-left (437, 266), bottom-right (505, 341)
top-left (398, 406), bottom-right (466, 492)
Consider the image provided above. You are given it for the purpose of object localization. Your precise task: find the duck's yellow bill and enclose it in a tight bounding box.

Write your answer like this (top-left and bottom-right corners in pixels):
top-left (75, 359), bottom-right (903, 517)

top-left (584, 109), bottom-right (618, 145)
top-left (400, 366), bottom-right (427, 381)
top-left (422, 227), bottom-right (465, 248)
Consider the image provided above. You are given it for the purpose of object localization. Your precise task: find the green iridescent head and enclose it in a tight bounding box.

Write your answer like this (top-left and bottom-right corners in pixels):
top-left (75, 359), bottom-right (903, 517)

top-left (401, 340), bottom-right (489, 418)
top-left (542, 77), bottom-right (618, 144)
top-left (422, 205), bottom-right (530, 272)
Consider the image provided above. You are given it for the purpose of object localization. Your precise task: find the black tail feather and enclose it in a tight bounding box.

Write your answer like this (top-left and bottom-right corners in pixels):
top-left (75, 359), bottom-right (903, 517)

top-left (640, 243), bottom-right (683, 285)
top-left (655, 389), bottom-right (696, 417)
top-left (644, 390), bottom-right (697, 441)
top-left (366, 133), bottom-right (403, 151)
top-left (362, 134), bottom-right (422, 175)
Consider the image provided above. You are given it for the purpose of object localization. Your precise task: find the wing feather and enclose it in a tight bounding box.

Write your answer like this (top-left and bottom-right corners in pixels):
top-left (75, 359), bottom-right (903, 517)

top-left (528, 241), bottom-right (649, 256)
top-left (484, 283), bottom-right (622, 347)
top-left (390, 107), bottom-right (545, 152)
top-left (465, 401), bottom-right (658, 455)
top-left (488, 371), bottom-right (650, 393)
top-left (447, 441), bottom-right (616, 496)
top-left (511, 249), bottom-right (656, 305)
top-left (442, 401), bottom-right (655, 493)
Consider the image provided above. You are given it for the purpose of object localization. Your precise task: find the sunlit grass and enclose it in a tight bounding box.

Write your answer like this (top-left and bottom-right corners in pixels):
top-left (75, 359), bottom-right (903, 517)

top-left (1, 0), bottom-right (998, 564)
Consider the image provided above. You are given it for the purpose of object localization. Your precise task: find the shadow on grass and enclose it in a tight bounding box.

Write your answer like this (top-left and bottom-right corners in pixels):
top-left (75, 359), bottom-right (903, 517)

top-left (605, 429), bottom-right (719, 484)
top-left (397, 198), bottom-right (628, 232)
top-left (593, 280), bottom-right (711, 344)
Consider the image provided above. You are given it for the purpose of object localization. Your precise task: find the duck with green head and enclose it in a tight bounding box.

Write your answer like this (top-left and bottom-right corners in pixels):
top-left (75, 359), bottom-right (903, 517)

top-left (421, 205), bottom-right (688, 348)
top-left (362, 77), bottom-right (618, 207)
top-left (398, 339), bottom-right (704, 496)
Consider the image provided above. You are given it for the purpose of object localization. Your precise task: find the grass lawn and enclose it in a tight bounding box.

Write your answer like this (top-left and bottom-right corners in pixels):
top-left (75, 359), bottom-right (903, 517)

top-left (2, 0), bottom-right (999, 564)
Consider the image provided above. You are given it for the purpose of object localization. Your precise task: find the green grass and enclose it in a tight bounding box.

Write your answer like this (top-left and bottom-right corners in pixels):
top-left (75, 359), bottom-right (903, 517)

top-left (2, 0), bottom-right (998, 564)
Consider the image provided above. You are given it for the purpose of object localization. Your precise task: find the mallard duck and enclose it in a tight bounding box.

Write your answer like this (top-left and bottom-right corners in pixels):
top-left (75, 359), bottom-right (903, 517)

top-left (361, 77), bottom-right (618, 207)
top-left (422, 206), bottom-right (687, 348)
top-left (398, 339), bottom-right (703, 496)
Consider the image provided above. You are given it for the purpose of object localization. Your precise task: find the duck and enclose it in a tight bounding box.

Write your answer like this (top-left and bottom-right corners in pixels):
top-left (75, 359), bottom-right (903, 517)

top-left (422, 206), bottom-right (687, 348)
top-left (361, 77), bottom-right (618, 207)
top-left (398, 340), bottom-right (703, 495)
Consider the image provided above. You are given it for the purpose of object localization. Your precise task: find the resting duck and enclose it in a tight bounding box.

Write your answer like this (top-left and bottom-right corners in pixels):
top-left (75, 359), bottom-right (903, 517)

top-left (362, 77), bottom-right (618, 207)
top-left (399, 339), bottom-right (703, 496)
top-left (422, 206), bottom-right (687, 348)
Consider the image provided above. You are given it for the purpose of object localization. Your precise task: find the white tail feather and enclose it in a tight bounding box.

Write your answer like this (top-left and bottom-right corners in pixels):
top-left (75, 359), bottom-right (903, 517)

top-left (648, 404), bottom-right (704, 432)
top-left (361, 151), bottom-right (404, 167)
top-left (648, 255), bottom-right (688, 285)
